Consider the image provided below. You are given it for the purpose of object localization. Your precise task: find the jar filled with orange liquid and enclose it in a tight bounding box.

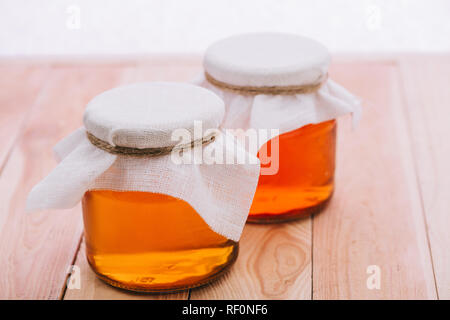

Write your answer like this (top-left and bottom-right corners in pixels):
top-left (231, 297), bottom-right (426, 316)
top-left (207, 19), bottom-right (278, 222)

top-left (82, 191), bottom-right (239, 292)
top-left (200, 33), bottom-right (360, 223)
top-left (27, 82), bottom-right (260, 292)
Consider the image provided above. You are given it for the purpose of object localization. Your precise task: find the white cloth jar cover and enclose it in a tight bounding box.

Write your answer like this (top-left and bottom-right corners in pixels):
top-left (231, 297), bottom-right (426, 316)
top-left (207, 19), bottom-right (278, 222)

top-left (27, 82), bottom-right (261, 241)
top-left (196, 33), bottom-right (361, 146)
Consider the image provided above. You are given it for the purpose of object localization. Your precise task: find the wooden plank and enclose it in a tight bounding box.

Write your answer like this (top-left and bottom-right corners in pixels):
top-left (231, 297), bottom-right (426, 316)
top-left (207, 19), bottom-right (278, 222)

top-left (190, 219), bottom-right (312, 299)
top-left (398, 56), bottom-right (450, 299)
top-left (312, 62), bottom-right (437, 299)
top-left (2, 57), bottom-right (442, 300)
top-left (0, 66), bottom-right (129, 299)
top-left (64, 60), bottom-right (203, 300)
top-left (0, 65), bottom-right (49, 171)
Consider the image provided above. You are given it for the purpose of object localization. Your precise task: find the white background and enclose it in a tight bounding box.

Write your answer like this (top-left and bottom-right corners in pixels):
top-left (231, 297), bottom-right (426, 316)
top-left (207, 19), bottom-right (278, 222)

top-left (0, 0), bottom-right (449, 56)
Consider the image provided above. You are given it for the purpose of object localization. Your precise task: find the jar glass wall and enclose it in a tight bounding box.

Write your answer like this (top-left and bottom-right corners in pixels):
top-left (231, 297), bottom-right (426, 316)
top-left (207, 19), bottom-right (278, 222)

top-left (82, 190), bottom-right (238, 292)
top-left (248, 119), bottom-right (336, 222)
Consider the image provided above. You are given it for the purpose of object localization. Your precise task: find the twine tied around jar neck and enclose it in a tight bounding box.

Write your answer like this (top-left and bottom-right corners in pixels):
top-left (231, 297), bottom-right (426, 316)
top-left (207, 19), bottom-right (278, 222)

top-left (86, 131), bottom-right (217, 157)
top-left (205, 72), bottom-right (327, 95)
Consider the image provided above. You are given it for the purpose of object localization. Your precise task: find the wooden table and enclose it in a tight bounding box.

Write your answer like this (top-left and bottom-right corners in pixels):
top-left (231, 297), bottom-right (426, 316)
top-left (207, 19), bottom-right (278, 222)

top-left (0, 55), bottom-right (449, 300)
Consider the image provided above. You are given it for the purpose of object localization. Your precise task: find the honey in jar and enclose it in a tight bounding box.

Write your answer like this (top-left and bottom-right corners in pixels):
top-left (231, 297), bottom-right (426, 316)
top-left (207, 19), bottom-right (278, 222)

top-left (249, 120), bottom-right (336, 221)
top-left (82, 191), bottom-right (238, 292)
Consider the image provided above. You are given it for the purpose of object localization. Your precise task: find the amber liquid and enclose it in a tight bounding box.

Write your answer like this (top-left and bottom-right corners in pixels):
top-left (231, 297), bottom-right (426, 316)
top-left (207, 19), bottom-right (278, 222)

top-left (82, 191), bottom-right (238, 292)
top-left (248, 120), bottom-right (336, 222)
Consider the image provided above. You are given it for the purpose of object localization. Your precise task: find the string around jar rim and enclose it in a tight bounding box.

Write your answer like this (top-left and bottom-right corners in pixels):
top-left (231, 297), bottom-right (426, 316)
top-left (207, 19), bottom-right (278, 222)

top-left (86, 131), bottom-right (217, 157)
top-left (204, 72), bottom-right (327, 96)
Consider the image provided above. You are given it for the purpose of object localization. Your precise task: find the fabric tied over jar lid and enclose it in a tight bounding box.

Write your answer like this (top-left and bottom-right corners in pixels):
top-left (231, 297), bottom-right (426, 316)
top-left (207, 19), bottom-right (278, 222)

top-left (27, 82), bottom-right (261, 241)
top-left (197, 33), bottom-right (362, 145)
top-left (204, 33), bottom-right (330, 90)
top-left (83, 82), bottom-right (223, 150)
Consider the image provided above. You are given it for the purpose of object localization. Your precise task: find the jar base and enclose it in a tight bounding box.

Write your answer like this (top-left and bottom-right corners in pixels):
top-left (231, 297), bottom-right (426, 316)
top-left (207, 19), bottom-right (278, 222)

top-left (247, 193), bottom-right (332, 224)
top-left (86, 244), bottom-right (239, 293)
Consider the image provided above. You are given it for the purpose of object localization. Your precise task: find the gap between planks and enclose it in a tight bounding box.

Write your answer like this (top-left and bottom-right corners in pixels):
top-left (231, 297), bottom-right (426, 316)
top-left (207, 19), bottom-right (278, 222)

top-left (397, 56), bottom-right (450, 299)
top-left (395, 59), bottom-right (439, 299)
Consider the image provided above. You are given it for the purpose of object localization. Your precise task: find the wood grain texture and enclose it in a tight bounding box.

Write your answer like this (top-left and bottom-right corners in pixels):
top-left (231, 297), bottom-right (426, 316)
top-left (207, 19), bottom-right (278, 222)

top-left (312, 62), bottom-right (437, 299)
top-left (0, 65), bottom-right (49, 171)
top-left (1, 56), bottom-right (448, 300)
top-left (0, 67), bottom-right (128, 299)
top-left (398, 56), bottom-right (450, 299)
top-left (190, 219), bottom-right (312, 300)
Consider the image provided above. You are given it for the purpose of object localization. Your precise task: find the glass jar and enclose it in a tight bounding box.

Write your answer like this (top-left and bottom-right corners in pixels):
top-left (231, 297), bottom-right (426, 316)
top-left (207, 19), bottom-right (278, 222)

top-left (201, 33), bottom-right (359, 223)
top-left (248, 119), bottom-right (336, 222)
top-left (27, 82), bottom-right (259, 293)
top-left (82, 190), bottom-right (238, 292)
